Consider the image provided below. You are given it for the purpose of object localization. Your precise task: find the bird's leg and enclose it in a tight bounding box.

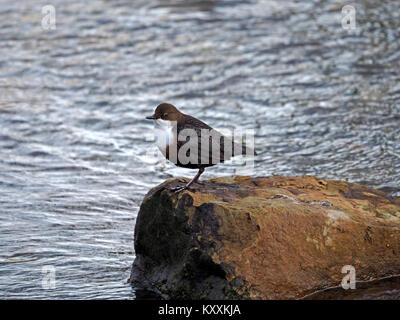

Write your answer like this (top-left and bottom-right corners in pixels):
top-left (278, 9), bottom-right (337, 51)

top-left (170, 168), bottom-right (205, 193)
top-left (186, 167), bottom-right (204, 187)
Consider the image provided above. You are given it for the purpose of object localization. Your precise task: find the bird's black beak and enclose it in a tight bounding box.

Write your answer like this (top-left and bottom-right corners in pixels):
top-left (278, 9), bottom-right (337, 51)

top-left (146, 115), bottom-right (156, 120)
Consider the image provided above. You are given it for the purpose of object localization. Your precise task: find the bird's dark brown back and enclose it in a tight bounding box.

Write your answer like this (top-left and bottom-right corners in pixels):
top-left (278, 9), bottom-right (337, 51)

top-left (173, 114), bottom-right (245, 169)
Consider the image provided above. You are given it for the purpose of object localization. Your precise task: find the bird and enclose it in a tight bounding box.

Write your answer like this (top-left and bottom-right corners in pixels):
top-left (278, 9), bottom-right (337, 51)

top-left (146, 103), bottom-right (255, 192)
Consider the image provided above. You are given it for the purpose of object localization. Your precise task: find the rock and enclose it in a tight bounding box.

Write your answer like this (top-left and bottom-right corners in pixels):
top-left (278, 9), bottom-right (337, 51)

top-left (129, 175), bottom-right (400, 299)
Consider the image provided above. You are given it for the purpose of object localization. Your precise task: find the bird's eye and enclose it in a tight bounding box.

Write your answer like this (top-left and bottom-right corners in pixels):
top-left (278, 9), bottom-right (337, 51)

top-left (163, 113), bottom-right (168, 118)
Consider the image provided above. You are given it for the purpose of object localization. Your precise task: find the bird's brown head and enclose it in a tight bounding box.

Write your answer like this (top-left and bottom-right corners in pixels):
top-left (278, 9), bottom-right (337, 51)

top-left (146, 103), bottom-right (182, 122)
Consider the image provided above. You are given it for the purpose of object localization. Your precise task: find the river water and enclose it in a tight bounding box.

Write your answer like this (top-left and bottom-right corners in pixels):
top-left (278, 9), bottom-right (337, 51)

top-left (0, 0), bottom-right (399, 299)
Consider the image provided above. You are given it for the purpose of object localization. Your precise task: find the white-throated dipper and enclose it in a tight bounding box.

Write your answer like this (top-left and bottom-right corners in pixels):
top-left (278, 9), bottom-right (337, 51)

top-left (146, 103), bottom-right (255, 192)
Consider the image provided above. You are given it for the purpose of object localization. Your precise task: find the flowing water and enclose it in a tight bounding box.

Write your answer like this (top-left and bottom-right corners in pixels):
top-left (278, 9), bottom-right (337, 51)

top-left (0, 0), bottom-right (399, 299)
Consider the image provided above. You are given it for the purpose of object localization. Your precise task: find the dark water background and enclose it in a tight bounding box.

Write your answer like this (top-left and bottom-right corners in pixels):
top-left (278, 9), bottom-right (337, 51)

top-left (0, 0), bottom-right (399, 299)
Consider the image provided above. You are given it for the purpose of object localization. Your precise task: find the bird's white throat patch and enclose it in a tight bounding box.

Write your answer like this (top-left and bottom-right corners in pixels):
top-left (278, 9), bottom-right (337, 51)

top-left (153, 119), bottom-right (176, 154)
top-left (155, 118), bottom-right (174, 129)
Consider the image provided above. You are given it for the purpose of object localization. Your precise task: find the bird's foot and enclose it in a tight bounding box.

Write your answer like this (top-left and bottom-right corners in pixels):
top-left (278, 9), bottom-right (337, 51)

top-left (170, 185), bottom-right (189, 193)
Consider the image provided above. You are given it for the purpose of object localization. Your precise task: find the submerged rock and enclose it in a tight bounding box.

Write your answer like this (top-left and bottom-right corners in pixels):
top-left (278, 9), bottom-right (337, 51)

top-left (129, 176), bottom-right (400, 299)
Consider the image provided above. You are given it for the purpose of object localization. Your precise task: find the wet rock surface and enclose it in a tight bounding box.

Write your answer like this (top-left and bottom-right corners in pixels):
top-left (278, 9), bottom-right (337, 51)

top-left (130, 176), bottom-right (400, 299)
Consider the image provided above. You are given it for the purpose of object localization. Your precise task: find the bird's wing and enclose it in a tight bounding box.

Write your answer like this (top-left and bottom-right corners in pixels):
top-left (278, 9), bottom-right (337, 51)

top-left (174, 115), bottom-right (255, 166)
top-left (175, 116), bottom-right (229, 165)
